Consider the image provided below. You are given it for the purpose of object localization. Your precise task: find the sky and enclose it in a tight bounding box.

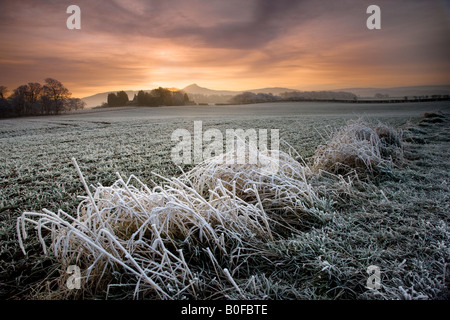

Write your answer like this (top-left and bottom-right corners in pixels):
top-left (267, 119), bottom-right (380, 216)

top-left (0, 0), bottom-right (449, 98)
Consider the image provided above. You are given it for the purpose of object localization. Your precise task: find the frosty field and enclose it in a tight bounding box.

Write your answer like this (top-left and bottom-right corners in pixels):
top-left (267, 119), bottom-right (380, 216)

top-left (1, 101), bottom-right (449, 299)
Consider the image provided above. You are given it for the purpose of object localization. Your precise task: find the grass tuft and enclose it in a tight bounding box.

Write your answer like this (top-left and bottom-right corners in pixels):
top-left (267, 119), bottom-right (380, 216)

top-left (312, 118), bottom-right (403, 176)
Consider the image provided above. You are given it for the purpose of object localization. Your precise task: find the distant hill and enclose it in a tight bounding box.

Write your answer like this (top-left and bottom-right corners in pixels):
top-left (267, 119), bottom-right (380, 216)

top-left (335, 85), bottom-right (450, 98)
top-left (181, 84), bottom-right (238, 96)
top-left (81, 84), bottom-right (450, 108)
top-left (181, 84), bottom-right (299, 96)
top-left (247, 87), bottom-right (301, 95)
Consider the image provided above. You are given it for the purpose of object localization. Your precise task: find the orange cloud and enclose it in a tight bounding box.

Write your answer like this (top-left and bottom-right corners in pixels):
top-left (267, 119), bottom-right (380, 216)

top-left (0, 0), bottom-right (449, 97)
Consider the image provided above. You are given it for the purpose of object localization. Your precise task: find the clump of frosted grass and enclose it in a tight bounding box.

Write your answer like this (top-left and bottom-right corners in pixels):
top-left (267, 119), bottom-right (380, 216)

top-left (312, 119), bottom-right (403, 176)
top-left (17, 152), bottom-right (298, 299)
top-left (183, 145), bottom-right (329, 232)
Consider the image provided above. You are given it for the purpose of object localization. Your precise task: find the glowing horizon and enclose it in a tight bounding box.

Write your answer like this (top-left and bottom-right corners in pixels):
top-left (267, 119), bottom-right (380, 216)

top-left (1, 0), bottom-right (449, 98)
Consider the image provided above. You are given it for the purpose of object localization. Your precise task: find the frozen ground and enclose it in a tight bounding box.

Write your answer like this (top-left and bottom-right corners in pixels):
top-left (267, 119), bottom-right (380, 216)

top-left (0, 101), bottom-right (449, 299)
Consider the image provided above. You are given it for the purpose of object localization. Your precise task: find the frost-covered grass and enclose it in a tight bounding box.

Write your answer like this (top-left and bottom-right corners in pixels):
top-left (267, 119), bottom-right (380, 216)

top-left (312, 119), bottom-right (404, 176)
top-left (1, 102), bottom-right (449, 299)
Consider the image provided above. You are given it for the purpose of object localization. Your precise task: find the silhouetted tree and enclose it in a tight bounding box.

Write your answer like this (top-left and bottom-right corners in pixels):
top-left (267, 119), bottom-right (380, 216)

top-left (10, 85), bottom-right (28, 116)
top-left (136, 90), bottom-right (158, 106)
top-left (230, 92), bottom-right (280, 104)
top-left (27, 83), bottom-right (42, 102)
top-left (7, 83), bottom-right (44, 115)
top-left (39, 94), bottom-right (52, 115)
top-left (0, 79), bottom-right (85, 118)
top-left (136, 90), bottom-right (146, 106)
top-left (0, 86), bottom-right (8, 99)
top-left (65, 98), bottom-right (86, 111)
top-left (107, 93), bottom-right (119, 107)
top-left (26, 82), bottom-right (43, 115)
top-left (108, 91), bottom-right (129, 107)
top-left (151, 87), bottom-right (173, 106)
top-left (133, 88), bottom-right (191, 107)
top-left (116, 91), bottom-right (129, 106)
top-left (43, 78), bottom-right (71, 114)
top-left (0, 90), bottom-right (12, 117)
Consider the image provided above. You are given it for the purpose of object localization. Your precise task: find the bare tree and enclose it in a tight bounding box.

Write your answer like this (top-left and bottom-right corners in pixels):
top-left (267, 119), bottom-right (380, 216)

top-left (11, 85), bottom-right (29, 116)
top-left (25, 83), bottom-right (42, 114)
top-left (1, 79), bottom-right (83, 118)
top-left (65, 98), bottom-right (86, 111)
top-left (39, 94), bottom-right (52, 115)
top-left (27, 83), bottom-right (42, 103)
top-left (43, 78), bottom-right (71, 114)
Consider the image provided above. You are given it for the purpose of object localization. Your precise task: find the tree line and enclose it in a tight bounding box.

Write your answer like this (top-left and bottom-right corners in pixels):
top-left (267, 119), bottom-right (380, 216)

top-left (0, 78), bottom-right (85, 118)
top-left (229, 92), bottom-right (281, 104)
top-left (105, 87), bottom-right (192, 107)
top-left (228, 90), bottom-right (358, 104)
top-left (107, 91), bottom-right (129, 107)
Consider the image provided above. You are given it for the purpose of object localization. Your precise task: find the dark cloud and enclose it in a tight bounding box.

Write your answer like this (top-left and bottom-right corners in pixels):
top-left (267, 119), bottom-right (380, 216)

top-left (23, 0), bottom-right (318, 49)
top-left (165, 0), bottom-right (311, 49)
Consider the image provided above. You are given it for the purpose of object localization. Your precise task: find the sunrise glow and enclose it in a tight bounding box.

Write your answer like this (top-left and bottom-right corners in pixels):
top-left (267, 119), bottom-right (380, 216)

top-left (0, 0), bottom-right (449, 98)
